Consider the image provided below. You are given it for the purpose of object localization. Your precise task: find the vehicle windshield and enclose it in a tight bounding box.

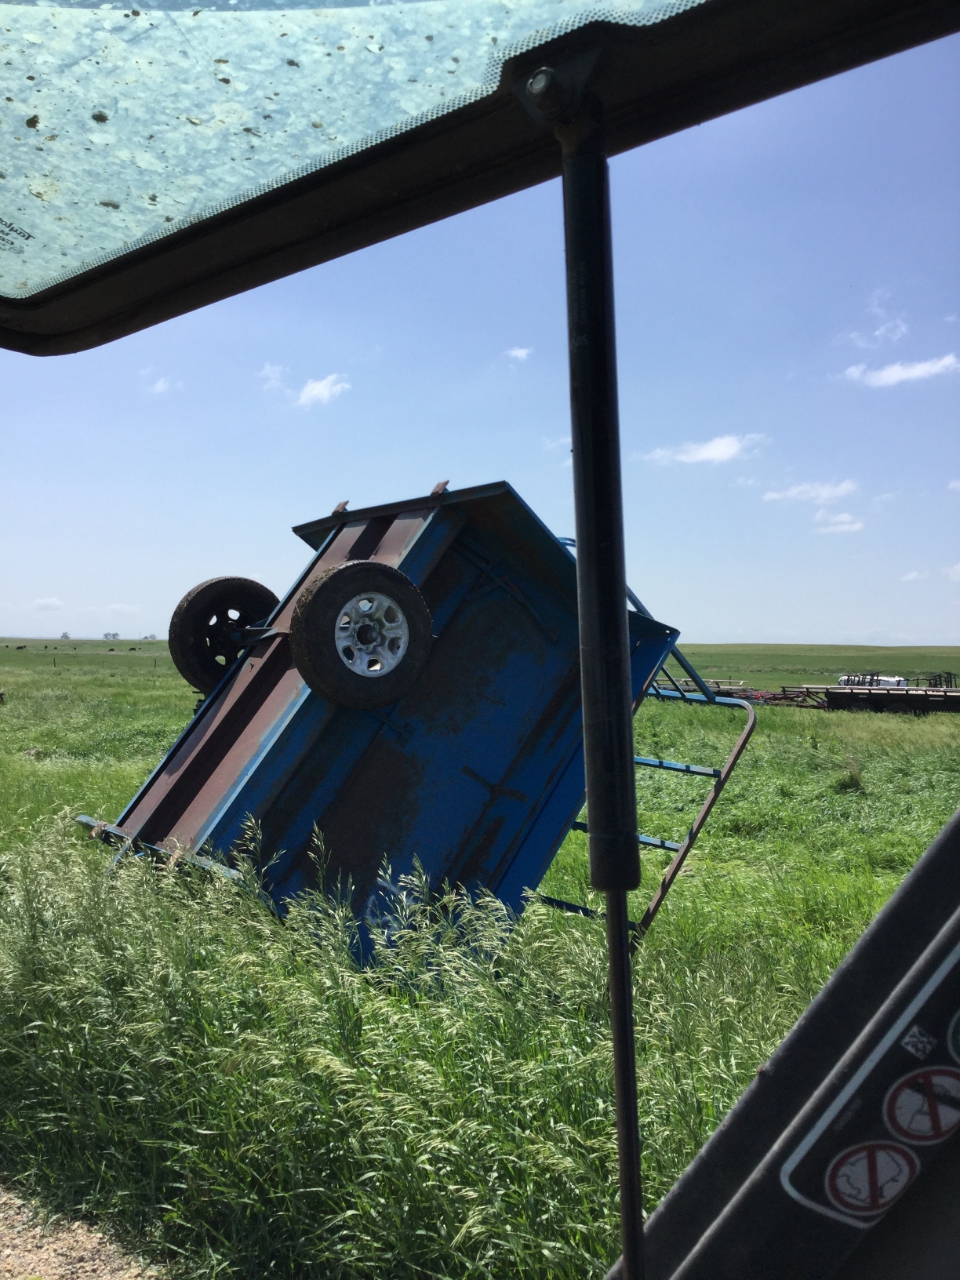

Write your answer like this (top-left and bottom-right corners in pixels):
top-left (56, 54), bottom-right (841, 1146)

top-left (0, 0), bottom-right (705, 298)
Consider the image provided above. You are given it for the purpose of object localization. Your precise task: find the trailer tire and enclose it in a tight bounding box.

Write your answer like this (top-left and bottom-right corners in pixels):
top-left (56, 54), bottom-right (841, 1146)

top-left (168, 576), bottom-right (279, 695)
top-left (291, 562), bottom-right (432, 709)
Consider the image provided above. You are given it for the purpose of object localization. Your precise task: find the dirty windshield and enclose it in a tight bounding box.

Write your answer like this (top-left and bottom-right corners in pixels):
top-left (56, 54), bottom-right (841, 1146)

top-left (0, 0), bottom-right (706, 298)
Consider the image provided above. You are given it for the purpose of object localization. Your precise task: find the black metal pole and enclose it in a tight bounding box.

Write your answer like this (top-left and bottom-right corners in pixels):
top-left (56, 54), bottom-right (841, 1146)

top-left (604, 889), bottom-right (644, 1280)
top-left (558, 115), bottom-right (639, 899)
top-left (532, 81), bottom-right (645, 1279)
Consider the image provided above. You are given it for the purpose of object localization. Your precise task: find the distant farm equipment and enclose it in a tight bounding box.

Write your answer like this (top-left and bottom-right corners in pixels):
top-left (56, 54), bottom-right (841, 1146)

top-left (661, 670), bottom-right (960, 715)
top-left (753, 677), bottom-right (960, 714)
top-left (838, 673), bottom-right (907, 688)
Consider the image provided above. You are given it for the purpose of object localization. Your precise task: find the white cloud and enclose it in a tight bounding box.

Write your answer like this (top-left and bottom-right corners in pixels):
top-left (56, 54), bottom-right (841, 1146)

top-left (149, 375), bottom-right (182, 394)
top-left (849, 320), bottom-right (907, 349)
top-left (815, 511), bottom-right (863, 535)
top-left (763, 480), bottom-right (856, 504)
top-left (139, 366), bottom-right (181, 394)
top-left (296, 374), bottom-right (350, 407)
top-left (946, 563), bottom-right (960, 583)
top-left (764, 481), bottom-right (862, 535)
top-left (641, 433), bottom-right (764, 465)
top-left (900, 570), bottom-right (926, 582)
top-left (848, 289), bottom-right (907, 349)
top-left (505, 347), bottom-right (533, 362)
top-left (844, 353), bottom-right (959, 387)
top-left (256, 364), bottom-right (350, 407)
top-left (949, 480), bottom-right (960, 492)
top-left (31, 597), bottom-right (62, 611)
top-left (258, 362), bottom-right (287, 392)
top-left (875, 318), bottom-right (907, 343)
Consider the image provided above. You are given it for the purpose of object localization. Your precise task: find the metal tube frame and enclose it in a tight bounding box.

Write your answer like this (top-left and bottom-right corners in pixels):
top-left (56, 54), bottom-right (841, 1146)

top-left (636, 698), bottom-right (756, 937)
top-left (521, 55), bottom-right (648, 1275)
top-left (557, 97), bottom-right (646, 1280)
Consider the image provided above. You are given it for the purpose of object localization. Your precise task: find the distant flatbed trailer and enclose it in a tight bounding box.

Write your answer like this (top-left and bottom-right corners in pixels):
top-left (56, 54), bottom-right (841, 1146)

top-left (774, 686), bottom-right (960, 714)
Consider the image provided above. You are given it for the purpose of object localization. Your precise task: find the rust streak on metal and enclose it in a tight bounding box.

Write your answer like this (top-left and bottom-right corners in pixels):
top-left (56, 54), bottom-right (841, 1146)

top-left (134, 639), bottom-right (296, 846)
top-left (461, 765), bottom-right (528, 804)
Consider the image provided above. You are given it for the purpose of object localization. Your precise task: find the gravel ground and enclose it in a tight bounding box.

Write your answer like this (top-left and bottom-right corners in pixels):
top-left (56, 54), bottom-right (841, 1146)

top-left (0, 1189), bottom-right (162, 1280)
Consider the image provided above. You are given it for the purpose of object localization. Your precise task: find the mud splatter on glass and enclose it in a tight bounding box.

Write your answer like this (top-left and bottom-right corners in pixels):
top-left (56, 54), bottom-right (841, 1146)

top-left (0, 0), bottom-right (703, 296)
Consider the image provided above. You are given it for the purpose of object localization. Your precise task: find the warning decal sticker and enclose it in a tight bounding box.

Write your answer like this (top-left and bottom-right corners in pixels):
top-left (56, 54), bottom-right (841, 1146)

top-left (884, 1066), bottom-right (960, 1145)
top-left (779, 936), bottom-right (960, 1228)
top-left (825, 1142), bottom-right (919, 1216)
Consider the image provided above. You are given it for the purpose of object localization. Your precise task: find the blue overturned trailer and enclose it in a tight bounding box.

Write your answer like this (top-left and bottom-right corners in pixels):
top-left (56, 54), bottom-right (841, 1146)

top-left (82, 481), bottom-right (684, 916)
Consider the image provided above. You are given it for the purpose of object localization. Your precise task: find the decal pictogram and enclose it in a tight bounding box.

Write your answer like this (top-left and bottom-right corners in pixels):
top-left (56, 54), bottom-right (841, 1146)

top-left (825, 1142), bottom-right (919, 1216)
top-left (884, 1066), bottom-right (960, 1145)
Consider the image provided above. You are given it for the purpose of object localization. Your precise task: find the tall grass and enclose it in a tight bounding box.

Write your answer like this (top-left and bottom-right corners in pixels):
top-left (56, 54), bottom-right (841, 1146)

top-left (0, 803), bottom-right (918, 1279)
top-left (0, 824), bottom-right (623, 1277)
top-left (1, 644), bottom-right (958, 1276)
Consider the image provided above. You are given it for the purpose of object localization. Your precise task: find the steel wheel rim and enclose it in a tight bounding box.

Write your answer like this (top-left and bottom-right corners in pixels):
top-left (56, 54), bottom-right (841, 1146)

top-left (204, 608), bottom-right (243, 668)
top-left (335, 591), bottom-right (409, 677)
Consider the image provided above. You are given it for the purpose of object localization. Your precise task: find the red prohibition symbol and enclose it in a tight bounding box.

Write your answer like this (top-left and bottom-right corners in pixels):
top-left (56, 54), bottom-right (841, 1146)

top-left (825, 1142), bottom-right (920, 1216)
top-left (884, 1066), bottom-right (960, 1145)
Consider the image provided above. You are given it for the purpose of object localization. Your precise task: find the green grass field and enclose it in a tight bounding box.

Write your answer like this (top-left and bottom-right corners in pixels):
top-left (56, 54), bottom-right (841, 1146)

top-left (0, 639), bottom-right (958, 1278)
top-left (674, 643), bottom-right (960, 689)
top-left (0, 638), bottom-right (193, 839)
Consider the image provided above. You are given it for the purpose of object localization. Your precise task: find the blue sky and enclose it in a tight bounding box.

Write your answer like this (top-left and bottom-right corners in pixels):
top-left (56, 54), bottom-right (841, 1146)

top-left (2, 32), bottom-right (958, 644)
